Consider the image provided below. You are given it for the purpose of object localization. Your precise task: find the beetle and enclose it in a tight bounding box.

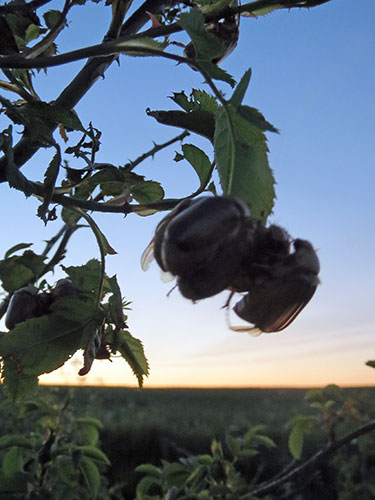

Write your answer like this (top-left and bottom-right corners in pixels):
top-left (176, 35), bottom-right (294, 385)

top-left (5, 286), bottom-right (41, 330)
top-left (232, 239), bottom-right (320, 333)
top-left (184, 15), bottom-right (240, 65)
top-left (142, 196), bottom-right (252, 300)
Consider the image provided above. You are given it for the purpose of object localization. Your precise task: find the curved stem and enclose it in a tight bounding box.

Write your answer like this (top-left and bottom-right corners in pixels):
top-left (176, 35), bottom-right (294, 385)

top-left (251, 419), bottom-right (375, 497)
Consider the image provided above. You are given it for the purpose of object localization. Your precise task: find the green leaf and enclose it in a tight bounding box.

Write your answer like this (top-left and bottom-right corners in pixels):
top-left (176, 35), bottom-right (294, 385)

top-left (226, 434), bottom-right (241, 458)
top-left (288, 416), bottom-right (317, 459)
top-left (366, 360), bottom-right (375, 369)
top-left (136, 475), bottom-right (161, 499)
top-left (77, 423), bottom-right (100, 446)
top-left (241, 5), bottom-right (282, 17)
top-left (135, 464), bottom-right (161, 477)
top-left (214, 106), bottom-right (275, 221)
top-left (43, 10), bottom-right (61, 30)
top-left (80, 457), bottom-right (100, 499)
top-left (89, 167), bottom-right (124, 196)
top-left (0, 435), bottom-right (34, 451)
top-left (253, 435), bottom-right (276, 448)
top-left (239, 105), bottom-right (279, 133)
top-left (37, 148), bottom-right (61, 223)
top-left (114, 330), bottom-right (149, 388)
top-left (0, 297), bottom-right (96, 385)
top-left (210, 438), bottom-right (223, 458)
top-left (131, 180), bottom-right (165, 205)
top-left (2, 446), bottom-right (23, 477)
top-left (63, 259), bottom-right (102, 293)
top-left (79, 446), bottom-right (111, 466)
top-left (181, 144), bottom-right (212, 188)
top-left (25, 24), bottom-right (40, 44)
top-left (229, 68), bottom-right (252, 110)
top-left (119, 37), bottom-right (167, 56)
top-left (107, 275), bottom-right (127, 329)
top-left (199, 60), bottom-right (236, 87)
top-left (180, 9), bottom-right (225, 61)
top-left (22, 102), bottom-right (85, 132)
top-left (1, 361), bottom-right (38, 402)
top-left (169, 89), bottom-right (220, 115)
top-left (305, 388), bottom-right (324, 402)
top-left (4, 243), bottom-right (33, 259)
top-left (0, 250), bottom-right (45, 292)
top-left (288, 422), bottom-right (304, 460)
top-left (147, 109), bottom-right (215, 141)
top-left (163, 462), bottom-right (191, 487)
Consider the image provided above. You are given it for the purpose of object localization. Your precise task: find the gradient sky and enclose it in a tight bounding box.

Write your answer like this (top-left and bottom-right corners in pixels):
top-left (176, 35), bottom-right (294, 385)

top-left (0, 0), bottom-right (374, 388)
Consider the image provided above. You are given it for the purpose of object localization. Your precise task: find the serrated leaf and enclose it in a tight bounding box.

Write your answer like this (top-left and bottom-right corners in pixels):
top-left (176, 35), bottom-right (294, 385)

top-left (0, 297), bottom-right (96, 383)
top-left (131, 180), bottom-right (165, 205)
top-left (114, 330), bottom-right (149, 387)
top-left (229, 68), bottom-right (252, 110)
top-left (214, 106), bottom-right (275, 221)
top-left (169, 91), bottom-right (195, 112)
top-left (0, 250), bottom-right (45, 292)
top-left (147, 109), bottom-right (215, 140)
top-left (89, 168), bottom-right (124, 196)
top-left (239, 105), bottom-right (279, 133)
top-left (181, 144), bottom-right (212, 188)
top-left (1, 361), bottom-right (38, 402)
top-left (80, 457), bottom-right (100, 499)
top-left (4, 243), bottom-right (33, 259)
top-left (199, 60), bottom-right (236, 87)
top-left (63, 259), bottom-right (102, 293)
top-left (241, 5), bottom-right (282, 17)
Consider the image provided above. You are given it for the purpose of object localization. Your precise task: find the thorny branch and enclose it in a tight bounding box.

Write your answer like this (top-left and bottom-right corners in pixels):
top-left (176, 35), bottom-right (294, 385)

top-left (251, 419), bottom-right (375, 497)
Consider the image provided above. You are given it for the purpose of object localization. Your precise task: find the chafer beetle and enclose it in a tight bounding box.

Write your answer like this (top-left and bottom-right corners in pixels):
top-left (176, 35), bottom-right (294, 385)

top-left (142, 196), bottom-right (252, 300)
top-left (233, 239), bottom-right (320, 333)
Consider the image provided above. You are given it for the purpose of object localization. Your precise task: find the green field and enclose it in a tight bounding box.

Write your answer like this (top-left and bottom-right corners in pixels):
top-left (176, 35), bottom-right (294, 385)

top-left (50, 387), bottom-right (375, 497)
top-left (1, 386), bottom-right (375, 498)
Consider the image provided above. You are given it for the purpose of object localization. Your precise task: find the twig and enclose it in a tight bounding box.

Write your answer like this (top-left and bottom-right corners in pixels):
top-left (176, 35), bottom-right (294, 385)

top-left (41, 224), bottom-right (79, 275)
top-left (251, 419), bottom-right (375, 497)
top-left (124, 130), bottom-right (190, 171)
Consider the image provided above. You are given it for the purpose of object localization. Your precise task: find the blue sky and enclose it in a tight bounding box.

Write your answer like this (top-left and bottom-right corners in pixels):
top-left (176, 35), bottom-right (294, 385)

top-left (0, 0), bottom-right (374, 387)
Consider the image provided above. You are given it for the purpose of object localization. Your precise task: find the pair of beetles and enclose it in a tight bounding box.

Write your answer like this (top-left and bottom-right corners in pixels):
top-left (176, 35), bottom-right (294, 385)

top-left (142, 196), bottom-right (320, 335)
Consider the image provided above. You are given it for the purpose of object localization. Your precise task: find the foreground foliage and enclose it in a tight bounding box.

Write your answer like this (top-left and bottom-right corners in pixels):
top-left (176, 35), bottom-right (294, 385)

top-left (0, 385), bottom-right (374, 499)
